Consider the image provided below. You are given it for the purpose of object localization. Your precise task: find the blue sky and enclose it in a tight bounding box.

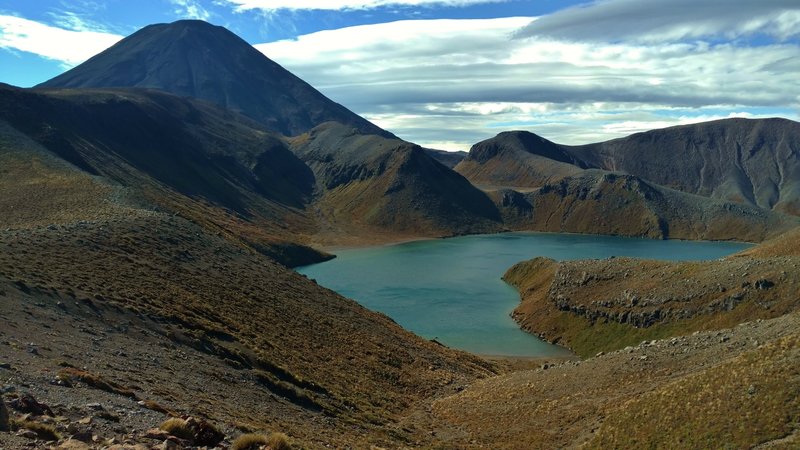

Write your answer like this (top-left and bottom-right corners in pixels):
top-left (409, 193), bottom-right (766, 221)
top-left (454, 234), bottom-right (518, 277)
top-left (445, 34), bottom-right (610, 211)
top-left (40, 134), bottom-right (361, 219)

top-left (1, 0), bottom-right (799, 149)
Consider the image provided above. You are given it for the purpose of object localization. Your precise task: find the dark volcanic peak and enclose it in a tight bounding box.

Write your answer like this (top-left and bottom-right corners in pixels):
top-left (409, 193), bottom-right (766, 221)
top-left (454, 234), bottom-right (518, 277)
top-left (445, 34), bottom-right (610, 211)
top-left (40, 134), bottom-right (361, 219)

top-left (39, 20), bottom-right (391, 139)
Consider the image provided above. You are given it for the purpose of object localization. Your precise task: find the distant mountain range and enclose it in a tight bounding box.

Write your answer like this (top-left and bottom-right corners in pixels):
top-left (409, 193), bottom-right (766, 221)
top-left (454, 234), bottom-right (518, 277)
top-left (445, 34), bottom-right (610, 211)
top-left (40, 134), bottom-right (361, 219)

top-left (456, 123), bottom-right (800, 240)
top-left (458, 120), bottom-right (800, 216)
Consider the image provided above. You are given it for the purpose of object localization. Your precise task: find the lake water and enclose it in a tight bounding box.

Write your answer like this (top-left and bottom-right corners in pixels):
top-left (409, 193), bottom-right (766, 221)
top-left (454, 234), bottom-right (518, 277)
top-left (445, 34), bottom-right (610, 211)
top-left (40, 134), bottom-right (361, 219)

top-left (297, 232), bottom-right (751, 357)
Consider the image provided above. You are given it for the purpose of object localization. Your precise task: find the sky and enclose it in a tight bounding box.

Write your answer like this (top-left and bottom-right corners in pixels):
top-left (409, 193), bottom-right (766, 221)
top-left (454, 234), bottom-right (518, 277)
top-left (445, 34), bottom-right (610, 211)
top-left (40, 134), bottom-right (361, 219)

top-left (1, 1), bottom-right (799, 151)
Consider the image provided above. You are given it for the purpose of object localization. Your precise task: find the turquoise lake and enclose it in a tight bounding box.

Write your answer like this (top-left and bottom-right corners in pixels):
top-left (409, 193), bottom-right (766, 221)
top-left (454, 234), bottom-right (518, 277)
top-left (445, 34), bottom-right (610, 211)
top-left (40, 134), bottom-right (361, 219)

top-left (297, 232), bottom-right (751, 357)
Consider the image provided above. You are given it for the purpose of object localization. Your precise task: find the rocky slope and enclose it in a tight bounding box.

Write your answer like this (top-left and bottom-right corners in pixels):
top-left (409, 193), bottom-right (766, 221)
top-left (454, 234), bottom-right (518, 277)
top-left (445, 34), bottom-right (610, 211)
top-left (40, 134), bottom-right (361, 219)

top-left (0, 118), bottom-right (495, 448)
top-left (290, 122), bottom-right (503, 246)
top-left (38, 20), bottom-right (390, 138)
top-left (571, 118), bottom-right (800, 215)
top-left (490, 170), bottom-right (797, 242)
top-left (458, 120), bottom-right (800, 218)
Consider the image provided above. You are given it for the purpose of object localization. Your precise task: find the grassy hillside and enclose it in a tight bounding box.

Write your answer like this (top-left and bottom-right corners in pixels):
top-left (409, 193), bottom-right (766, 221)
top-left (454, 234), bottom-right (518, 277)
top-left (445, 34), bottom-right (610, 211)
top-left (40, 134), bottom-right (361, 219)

top-left (0, 86), bottom-right (497, 447)
top-left (504, 227), bottom-right (800, 358)
top-left (431, 312), bottom-right (799, 449)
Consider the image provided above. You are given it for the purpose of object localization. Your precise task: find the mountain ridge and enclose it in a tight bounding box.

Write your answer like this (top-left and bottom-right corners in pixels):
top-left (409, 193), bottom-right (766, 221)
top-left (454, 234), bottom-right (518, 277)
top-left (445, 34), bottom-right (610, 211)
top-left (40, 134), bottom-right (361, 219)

top-left (457, 118), bottom-right (800, 216)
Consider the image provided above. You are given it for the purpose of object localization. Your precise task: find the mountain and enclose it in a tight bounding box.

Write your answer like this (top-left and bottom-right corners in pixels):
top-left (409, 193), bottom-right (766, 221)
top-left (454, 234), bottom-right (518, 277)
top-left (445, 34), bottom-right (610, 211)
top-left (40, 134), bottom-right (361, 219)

top-left (0, 83), bottom-right (495, 447)
top-left (0, 83), bottom-right (330, 264)
top-left (458, 119), bottom-right (800, 216)
top-left (456, 131), bottom-right (585, 189)
top-left (38, 20), bottom-right (391, 138)
top-left (490, 170), bottom-right (797, 242)
top-left (290, 122), bottom-right (503, 245)
top-left (455, 130), bottom-right (797, 241)
top-left (424, 148), bottom-right (467, 169)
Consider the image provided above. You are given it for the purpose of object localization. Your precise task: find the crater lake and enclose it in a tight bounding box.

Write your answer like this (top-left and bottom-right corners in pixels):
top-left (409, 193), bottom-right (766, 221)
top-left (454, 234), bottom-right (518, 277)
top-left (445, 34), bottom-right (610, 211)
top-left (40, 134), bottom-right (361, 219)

top-left (298, 232), bottom-right (751, 357)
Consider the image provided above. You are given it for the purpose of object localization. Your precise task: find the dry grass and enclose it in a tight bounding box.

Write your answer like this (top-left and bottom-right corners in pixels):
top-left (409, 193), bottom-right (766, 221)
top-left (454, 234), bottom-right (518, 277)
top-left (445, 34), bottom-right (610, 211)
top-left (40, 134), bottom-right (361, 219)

top-left (589, 333), bottom-right (800, 449)
top-left (231, 433), bottom-right (269, 450)
top-left (139, 399), bottom-right (177, 416)
top-left (266, 432), bottom-right (292, 450)
top-left (57, 367), bottom-right (137, 399)
top-left (159, 417), bottom-right (194, 440)
top-left (14, 420), bottom-right (61, 441)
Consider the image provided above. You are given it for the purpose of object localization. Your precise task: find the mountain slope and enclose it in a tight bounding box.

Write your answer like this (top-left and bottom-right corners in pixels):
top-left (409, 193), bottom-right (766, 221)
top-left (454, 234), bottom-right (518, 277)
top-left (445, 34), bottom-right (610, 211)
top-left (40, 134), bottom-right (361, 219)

top-left (570, 118), bottom-right (800, 214)
top-left (455, 131), bottom-right (584, 189)
top-left (0, 85), bottom-right (494, 447)
top-left (0, 83), bottom-right (332, 266)
top-left (38, 20), bottom-right (390, 138)
top-left (290, 122), bottom-right (503, 245)
top-left (461, 120), bottom-right (800, 216)
top-left (424, 148), bottom-right (467, 169)
top-left (490, 170), bottom-right (797, 242)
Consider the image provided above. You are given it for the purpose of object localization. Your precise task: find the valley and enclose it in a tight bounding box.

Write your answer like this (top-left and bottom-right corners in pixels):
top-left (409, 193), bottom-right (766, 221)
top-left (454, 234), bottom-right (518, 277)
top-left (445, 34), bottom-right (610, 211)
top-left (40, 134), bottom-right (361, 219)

top-left (0, 16), bottom-right (798, 450)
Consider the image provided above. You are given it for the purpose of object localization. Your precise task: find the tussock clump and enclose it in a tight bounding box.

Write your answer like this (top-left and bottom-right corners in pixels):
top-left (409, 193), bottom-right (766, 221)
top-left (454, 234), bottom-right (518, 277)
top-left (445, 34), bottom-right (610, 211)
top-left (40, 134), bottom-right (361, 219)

top-left (267, 432), bottom-right (292, 450)
top-left (159, 417), bottom-right (194, 440)
top-left (231, 433), bottom-right (268, 450)
top-left (16, 420), bottom-right (61, 441)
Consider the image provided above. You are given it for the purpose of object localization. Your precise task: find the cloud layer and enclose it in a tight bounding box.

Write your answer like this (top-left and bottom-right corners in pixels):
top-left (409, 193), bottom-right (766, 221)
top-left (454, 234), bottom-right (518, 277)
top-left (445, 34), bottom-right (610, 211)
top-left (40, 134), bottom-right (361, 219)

top-left (258, 16), bottom-right (800, 148)
top-left (222, 0), bottom-right (506, 12)
top-left (517, 0), bottom-right (800, 42)
top-left (170, 0), bottom-right (212, 20)
top-left (0, 15), bottom-right (122, 67)
top-left (2, 1), bottom-right (798, 151)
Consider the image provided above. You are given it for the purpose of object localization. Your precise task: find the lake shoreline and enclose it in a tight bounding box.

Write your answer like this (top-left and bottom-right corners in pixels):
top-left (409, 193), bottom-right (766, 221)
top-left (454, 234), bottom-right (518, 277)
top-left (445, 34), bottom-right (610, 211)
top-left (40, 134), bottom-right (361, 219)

top-left (299, 232), bottom-right (751, 357)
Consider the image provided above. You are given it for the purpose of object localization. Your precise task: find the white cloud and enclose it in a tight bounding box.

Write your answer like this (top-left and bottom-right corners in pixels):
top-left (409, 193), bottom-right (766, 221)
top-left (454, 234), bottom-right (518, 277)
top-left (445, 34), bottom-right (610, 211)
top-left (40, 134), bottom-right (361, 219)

top-left (222, 0), bottom-right (506, 12)
top-left (47, 11), bottom-right (113, 33)
top-left (516, 0), bottom-right (800, 42)
top-left (170, 0), bottom-right (212, 20)
top-left (257, 18), bottom-right (800, 149)
top-left (0, 15), bottom-right (122, 67)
